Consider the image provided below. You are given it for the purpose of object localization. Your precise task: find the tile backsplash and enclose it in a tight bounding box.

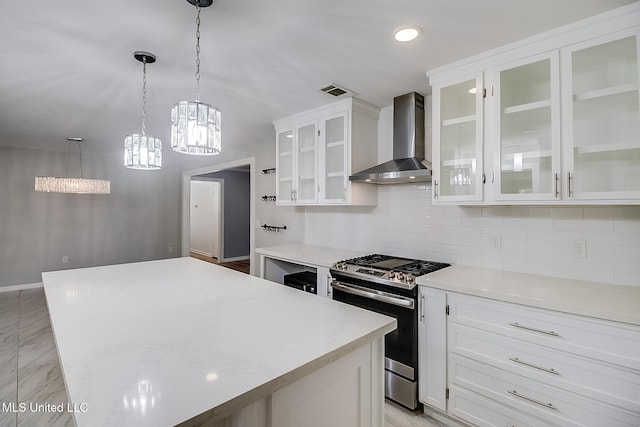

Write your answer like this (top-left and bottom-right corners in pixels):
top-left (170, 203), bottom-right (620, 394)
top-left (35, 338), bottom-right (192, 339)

top-left (304, 184), bottom-right (640, 287)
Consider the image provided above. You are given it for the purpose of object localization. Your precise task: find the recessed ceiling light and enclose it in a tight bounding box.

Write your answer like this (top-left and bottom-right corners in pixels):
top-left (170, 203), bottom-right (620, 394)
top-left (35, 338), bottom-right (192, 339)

top-left (468, 88), bottom-right (477, 94)
top-left (394, 27), bottom-right (420, 42)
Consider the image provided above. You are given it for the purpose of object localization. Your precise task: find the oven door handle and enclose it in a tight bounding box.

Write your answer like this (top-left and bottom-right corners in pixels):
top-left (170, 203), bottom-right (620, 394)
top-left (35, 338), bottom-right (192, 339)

top-left (331, 281), bottom-right (415, 309)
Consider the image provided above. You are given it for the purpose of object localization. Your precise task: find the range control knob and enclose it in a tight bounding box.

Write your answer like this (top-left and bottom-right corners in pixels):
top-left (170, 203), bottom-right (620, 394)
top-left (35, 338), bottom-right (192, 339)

top-left (397, 273), bottom-right (405, 282)
top-left (406, 274), bottom-right (415, 285)
top-left (388, 271), bottom-right (396, 279)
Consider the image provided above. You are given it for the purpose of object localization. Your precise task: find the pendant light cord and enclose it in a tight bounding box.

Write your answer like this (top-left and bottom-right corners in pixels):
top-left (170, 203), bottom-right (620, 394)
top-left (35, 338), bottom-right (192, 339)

top-left (66, 140), bottom-right (85, 179)
top-left (195, 4), bottom-right (201, 102)
top-left (141, 56), bottom-right (148, 136)
top-left (77, 141), bottom-right (84, 179)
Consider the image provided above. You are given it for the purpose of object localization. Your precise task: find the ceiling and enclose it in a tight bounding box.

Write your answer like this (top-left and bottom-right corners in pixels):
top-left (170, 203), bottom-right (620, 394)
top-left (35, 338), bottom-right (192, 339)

top-left (1, 0), bottom-right (636, 155)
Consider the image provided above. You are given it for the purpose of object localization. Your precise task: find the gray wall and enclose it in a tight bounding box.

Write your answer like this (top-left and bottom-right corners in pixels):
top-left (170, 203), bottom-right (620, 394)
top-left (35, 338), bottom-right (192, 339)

top-left (0, 146), bottom-right (181, 288)
top-left (0, 133), bottom-right (308, 286)
top-left (199, 170), bottom-right (251, 259)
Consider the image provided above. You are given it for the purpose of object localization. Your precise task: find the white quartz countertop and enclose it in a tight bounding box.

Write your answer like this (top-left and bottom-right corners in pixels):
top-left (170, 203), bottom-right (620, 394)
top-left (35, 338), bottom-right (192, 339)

top-left (42, 257), bottom-right (395, 427)
top-left (416, 265), bottom-right (640, 326)
top-left (256, 244), bottom-right (367, 268)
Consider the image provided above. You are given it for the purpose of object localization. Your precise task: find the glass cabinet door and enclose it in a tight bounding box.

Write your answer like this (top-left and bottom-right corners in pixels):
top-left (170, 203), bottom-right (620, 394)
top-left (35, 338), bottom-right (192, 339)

top-left (295, 120), bottom-right (318, 203)
top-left (276, 128), bottom-right (294, 204)
top-left (494, 53), bottom-right (561, 200)
top-left (321, 112), bottom-right (348, 203)
top-left (563, 32), bottom-right (640, 200)
top-left (433, 74), bottom-right (484, 202)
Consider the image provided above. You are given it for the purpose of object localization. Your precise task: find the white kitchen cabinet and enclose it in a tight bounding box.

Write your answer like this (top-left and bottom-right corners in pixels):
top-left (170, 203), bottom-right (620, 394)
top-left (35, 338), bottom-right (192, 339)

top-left (319, 111), bottom-right (349, 203)
top-left (432, 73), bottom-right (484, 203)
top-left (276, 120), bottom-right (318, 205)
top-left (418, 287), bottom-right (448, 411)
top-left (433, 53), bottom-right (562, 204)
top-left (274, 97), bottom-right (378, 206)
top-left (428, 5), bottom-right (640, 205)
top-left (561, 29), bottom-right (640, 201)
top-left (489, 52), bottom-right (562, 202)
top-left (418, 288), bottom-right (640, 426)
top-left (276, 127), bottom-right (295, 205)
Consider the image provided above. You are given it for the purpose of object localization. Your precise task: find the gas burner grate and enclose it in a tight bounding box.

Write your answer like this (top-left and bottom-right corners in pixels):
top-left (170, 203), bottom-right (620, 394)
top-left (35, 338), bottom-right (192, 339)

top-left (345, 254), bottom-right (395, 266)
top-left (394, 261), bottom-right (450, 276)
top-left (344, 254), bottom-right (450, 276)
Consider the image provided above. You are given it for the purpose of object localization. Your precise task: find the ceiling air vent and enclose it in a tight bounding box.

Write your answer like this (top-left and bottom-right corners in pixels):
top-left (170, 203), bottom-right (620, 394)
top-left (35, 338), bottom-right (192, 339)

top-left (319, 83), bottom-right (357, 97)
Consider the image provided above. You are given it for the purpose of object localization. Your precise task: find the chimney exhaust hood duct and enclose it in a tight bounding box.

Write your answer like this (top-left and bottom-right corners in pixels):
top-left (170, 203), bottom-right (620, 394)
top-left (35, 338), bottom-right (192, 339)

top-left (349, 92), bottom-right (431, 184)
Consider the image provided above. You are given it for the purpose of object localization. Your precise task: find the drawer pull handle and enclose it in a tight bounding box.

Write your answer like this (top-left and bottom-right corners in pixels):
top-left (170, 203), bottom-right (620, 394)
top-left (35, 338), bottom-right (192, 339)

top-left (508, 390), bottom-right (557, 411)
top-left (509, 322), bottom-right (559, 337)
top-left (509, 357), bottom-right (559, 375)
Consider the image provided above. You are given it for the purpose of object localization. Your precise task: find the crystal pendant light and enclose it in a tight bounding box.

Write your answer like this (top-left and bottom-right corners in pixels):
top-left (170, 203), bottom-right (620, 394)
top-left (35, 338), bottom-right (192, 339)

top-left (35, 138), bottom-right (111, 194)
top-left (171, 0), bottom-right (221, 156)
top-left (124, 51), bottom-right (162, 169)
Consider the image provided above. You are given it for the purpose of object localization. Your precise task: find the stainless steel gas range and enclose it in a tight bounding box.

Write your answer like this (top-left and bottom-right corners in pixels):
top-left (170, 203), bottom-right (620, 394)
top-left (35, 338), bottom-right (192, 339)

top-left (330, 254), bottom-right (450, 410)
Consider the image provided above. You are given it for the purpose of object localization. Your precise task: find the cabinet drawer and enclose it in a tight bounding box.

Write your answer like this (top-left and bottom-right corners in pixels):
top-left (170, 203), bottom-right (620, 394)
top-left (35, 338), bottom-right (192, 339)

top-left (448, 293), bottom-right (640, 369)
top-left (449, 322), bottom-right (640, 413)
top-left (450, 354), bottom-right (640, 427)
top-left (449, 384), bottom-right (560, 427)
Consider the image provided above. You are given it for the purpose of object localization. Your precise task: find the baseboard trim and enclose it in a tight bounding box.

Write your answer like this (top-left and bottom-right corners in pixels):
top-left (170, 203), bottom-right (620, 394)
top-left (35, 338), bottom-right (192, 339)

top-left (0, 282), bottom-right (44, 293)
top-left (221, 255), bottom-right (250, 263)
top-left (190, 249), bottom-right (214, 258)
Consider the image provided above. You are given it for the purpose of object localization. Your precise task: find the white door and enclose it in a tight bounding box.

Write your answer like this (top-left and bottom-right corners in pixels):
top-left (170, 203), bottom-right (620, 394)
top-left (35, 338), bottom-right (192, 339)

top-left (190, 180), bottom-right (221, 258)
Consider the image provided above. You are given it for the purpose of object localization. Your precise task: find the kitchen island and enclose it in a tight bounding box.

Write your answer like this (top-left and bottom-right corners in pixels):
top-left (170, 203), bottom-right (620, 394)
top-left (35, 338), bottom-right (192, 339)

top-left (42, 257), bottom-right (396, 427)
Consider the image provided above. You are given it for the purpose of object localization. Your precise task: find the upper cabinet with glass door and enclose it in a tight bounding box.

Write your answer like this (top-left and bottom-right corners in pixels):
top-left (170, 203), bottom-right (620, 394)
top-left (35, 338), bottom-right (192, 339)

top-left (432, 74), bottom-right (484, 203)
top-left (274, 97), bottom-right (378, 206)
top-left (561, 31), bottom-right (640, 201)
top-left (427, 3), bottom-right (640, 205)
top-left (276, 128), bottom-right (295, 205)
top-left (490, 52), bottom-right (561, 202)
top-left (320, 112), bottom-right (349, 203)
top-left (295, 120), bottom-right (319, 204)
top-left (275, 120), bottom-right (318, 205)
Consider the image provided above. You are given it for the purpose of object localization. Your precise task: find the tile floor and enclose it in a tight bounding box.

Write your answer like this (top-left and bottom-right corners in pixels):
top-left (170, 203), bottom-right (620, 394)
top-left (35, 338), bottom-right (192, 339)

top-left (0, 289), bottom-right (72, 427)
top-left (0, 288), bottom-right (447, 427)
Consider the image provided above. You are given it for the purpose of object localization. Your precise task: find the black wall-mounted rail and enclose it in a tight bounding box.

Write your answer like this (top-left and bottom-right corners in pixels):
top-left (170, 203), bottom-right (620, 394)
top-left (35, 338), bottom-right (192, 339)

top-left (261, 168), bottom-right (276, 175)
top-left (261, 224), bottom-right (287, 232)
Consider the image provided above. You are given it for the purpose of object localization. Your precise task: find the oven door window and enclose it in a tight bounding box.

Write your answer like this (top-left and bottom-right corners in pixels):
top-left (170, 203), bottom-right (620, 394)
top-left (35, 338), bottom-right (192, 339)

top-left (333, 286), bottom-right (416, 374)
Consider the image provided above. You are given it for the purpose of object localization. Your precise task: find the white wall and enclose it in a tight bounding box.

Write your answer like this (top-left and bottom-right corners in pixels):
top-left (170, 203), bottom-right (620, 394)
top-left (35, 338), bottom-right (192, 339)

top-left (0, 146), bottom-right (181, 288)
top-left (304, 185), bottom-right (640, 286)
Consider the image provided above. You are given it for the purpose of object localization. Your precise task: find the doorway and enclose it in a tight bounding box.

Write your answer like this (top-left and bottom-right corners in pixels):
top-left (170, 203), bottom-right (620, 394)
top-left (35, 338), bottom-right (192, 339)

top-left (189, 180), bottom-right (222, 259)
top-left (181, 158), bottom-right (255, 275)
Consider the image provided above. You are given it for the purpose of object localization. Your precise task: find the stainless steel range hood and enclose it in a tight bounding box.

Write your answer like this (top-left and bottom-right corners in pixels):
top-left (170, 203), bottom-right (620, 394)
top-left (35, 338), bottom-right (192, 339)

top-left (350, 92), bottom-right (431, 184)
